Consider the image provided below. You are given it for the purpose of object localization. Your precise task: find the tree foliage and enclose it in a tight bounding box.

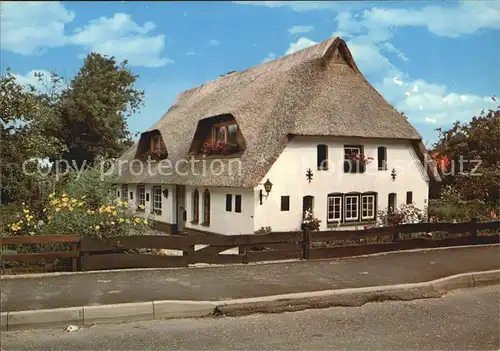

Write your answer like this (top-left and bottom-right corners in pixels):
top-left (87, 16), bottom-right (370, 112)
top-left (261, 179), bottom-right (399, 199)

top-left (0, 70), bottom-right (65, 204)
top-left (432, 108), bottom-right (500, 206)
top-left (47, 53), bottom-right (144, 167)
top-left (1, 53), bottom-right (144, 205)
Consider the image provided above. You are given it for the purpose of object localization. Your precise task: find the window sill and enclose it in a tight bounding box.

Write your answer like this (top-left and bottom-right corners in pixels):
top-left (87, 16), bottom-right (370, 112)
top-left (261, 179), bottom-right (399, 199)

top-left (200, 222), bottom-right (210, 227)
top-left (190, 220), bottom-right (199, 225)
top-left (317, 167), bottom-right (329, 171)
top-left (190, 151), bottom-right (244, 160)
top-left (151, 211), bottom-right (162, 216)
top-left (327, 220), bottom-right (376, 228)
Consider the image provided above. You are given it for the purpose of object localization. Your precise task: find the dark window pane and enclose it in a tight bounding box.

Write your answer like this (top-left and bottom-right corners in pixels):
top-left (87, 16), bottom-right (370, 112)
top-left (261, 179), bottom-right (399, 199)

top-left (406, 191), bottom-right (413, 204)
top-left (226, 194), bottom-right (232, 212)
top-left (281, 196), bottom-right (290, 211)
top-left (317, 144), bottom-right (328, 170)
top-left (378, 146), bottom-right (387, 170)
top-left (235, 195), bottom-right (242, 213)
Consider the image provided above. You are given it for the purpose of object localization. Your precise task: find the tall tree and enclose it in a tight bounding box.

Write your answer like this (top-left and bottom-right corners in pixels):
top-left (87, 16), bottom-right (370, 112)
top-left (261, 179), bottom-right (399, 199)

top-left (48, 53), bottom-right (144, 167)
top-left (432, 108), bottom-right (500, 205)
top-left (0, 69), bottom-right (65, 204)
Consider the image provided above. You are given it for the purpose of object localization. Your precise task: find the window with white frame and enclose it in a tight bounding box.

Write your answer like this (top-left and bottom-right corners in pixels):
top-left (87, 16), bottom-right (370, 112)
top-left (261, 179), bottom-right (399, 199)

top-left (122, 184), bottom-right (128, 202)
top-left (327, 195), bottom-right (342, 222)
top-left (152, 186), bottom-right (162, 213)
top-left (137, 184), bottom-right (146, 208)
top-left (361, 194), bottom-right (375, 220)
top-left (345, 195), bottom-right (359, 221)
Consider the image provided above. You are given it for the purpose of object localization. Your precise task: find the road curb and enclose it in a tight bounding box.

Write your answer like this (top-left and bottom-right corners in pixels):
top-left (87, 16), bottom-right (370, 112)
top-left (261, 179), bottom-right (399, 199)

top-left (1, 269), bottom-right (499, 331)
top-left (2, 244), bottom-right (498, 280)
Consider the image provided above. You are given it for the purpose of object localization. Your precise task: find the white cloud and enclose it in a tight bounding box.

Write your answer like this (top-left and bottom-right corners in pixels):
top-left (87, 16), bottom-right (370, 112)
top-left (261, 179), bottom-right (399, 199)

top-left (0, 2), bottom-right (74, 55)
top-left (285, 37), bottom-right (317, 55)
top-left (70, 13), bottom-right (172, 68)
top-left (359, 2), bottom-right (500, 38)
top-left (262, 52), bottom-right (276, 63)
top-left (383, 42), bottom-right (409, 62)
top-left (208, 39), bottom-right (220, 46)
top-left (233, 1), bottom-right (364, 12)
top-left (1, 3), bottom-right (171, 68)
top-left (12, 70), bottom-right (53, 92)
top-left (376, 77), bottom-right (497, 125)
top-left (288, 25), bottom-right (313, 35)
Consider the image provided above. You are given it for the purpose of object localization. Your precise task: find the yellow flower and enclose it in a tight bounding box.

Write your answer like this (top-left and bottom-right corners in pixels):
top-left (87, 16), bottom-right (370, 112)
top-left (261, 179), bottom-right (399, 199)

top-left (68, 206), bottom-right (73, 212)
top-left (94, 225), bottom-right (100, 230)
top-left (61, 202), bottom-right (67, 207)
top-left (118, 218), bottom-right (124, 223)
top-left (49, 193), bottom-right (55, 198)
top-left (139, 204), bottom-right (145, 209)
top-left (55, 207), bottom-right (61, 212)
top-left (23, 209), bottom-right (30, 214)
top-left (134, 217), bottom-right (141, 224)
top-left (111, 221), bottom-right (115, 225)
top-left (112, 210), bottom-right (117, 216)
top-left (125, 219), bottom-right (130, 224)
top-left (78, 202), bottom-right (84, 207)
top-left (62, 197), bottom-right (69, 203)
top-left (143, 219), bottom-right (148, 225)
top-left (71, 199), bottom-right (77, 204)
top-left (62, 193), bottom-right (67, 197)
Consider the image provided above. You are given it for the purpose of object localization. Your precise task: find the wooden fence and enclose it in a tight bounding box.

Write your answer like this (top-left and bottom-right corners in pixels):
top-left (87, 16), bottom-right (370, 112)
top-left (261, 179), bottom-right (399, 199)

top-left (1, 219), bottom-right (499, 273)
top-left (0, 235), bottom-right (80, 272)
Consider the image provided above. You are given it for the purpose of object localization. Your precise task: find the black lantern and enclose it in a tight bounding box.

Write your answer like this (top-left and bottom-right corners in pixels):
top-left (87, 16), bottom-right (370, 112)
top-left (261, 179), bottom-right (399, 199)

top-left (162, 188), bottom-right (169, 198)
top-left (259, 179), bottom-right (273, 205)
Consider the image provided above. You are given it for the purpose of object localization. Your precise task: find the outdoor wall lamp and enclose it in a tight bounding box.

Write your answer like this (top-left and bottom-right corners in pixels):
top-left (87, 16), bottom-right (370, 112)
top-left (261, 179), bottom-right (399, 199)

top-left (162, 188), bottom-right (169, 198)
top-left (259, 179), bottom-right (273, 205)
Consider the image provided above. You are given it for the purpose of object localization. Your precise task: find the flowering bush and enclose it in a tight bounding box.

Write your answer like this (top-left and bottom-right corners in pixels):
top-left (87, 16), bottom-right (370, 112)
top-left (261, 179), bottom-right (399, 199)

top-left (378, 204), bottom-right (427, 226)
top-left (302, 209), bottom-right (321, 231)
top-left (7, 193), bottom-right (151, 239)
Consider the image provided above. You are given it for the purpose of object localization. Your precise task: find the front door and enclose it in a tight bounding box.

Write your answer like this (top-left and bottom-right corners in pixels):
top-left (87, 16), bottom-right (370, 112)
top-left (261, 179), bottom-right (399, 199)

top-left (176, 185), bottom-right (186, 232)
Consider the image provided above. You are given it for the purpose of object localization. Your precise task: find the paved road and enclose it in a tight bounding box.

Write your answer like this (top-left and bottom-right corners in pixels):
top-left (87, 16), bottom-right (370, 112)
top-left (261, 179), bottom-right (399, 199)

top-left (2, 245), bottom-right (499, 312)
top-left (2, 286), bottom-right (499, 350)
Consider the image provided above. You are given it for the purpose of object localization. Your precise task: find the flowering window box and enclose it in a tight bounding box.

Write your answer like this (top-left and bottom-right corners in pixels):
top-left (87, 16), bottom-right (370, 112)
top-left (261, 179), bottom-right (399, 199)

top-left (201, 140), bottom-right (241, 155)
top-left (139, 150), bottom-right (168, 161)
top-left (343, 153), bottom-right (373, 173)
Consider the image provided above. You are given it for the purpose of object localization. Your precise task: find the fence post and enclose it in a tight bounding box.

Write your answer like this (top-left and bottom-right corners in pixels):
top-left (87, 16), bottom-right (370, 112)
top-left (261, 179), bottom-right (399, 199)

top-left (302, 228), bottom-right (310, 260)
top-left (470, 217), bottom-right (478, 243)
top-left (184, 245), bottom-right (195, 264)
top-left (392, 226), bottom-right (400, 242)
top-left (71, 238), bottom-right (79, 272)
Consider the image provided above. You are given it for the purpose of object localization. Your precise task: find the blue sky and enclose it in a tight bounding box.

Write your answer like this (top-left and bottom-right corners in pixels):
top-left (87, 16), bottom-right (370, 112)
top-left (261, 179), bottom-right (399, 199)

top-left (2, 1), bottom-right (499, 145)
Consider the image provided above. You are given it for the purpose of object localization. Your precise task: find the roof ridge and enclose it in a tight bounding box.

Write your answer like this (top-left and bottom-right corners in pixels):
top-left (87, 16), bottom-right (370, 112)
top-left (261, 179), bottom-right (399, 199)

top-left (177, 36), bottom-right (340, 101)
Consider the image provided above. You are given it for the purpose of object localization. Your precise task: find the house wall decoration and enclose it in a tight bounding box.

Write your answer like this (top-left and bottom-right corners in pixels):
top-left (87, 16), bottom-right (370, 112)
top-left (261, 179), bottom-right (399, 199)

top-left (115, 37), bottom-right (440, 235)
top-left (306, 168), bottom-right (314, 183)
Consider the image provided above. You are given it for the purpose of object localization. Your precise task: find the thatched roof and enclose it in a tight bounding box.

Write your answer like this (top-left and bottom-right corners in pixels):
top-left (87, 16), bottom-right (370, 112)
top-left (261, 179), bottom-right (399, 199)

top-left (117, 37), bottom-right (435, 187)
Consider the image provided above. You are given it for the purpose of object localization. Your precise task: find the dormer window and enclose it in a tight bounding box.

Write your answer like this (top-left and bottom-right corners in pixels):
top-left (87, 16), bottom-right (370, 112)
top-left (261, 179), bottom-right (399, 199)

top-left (212, 122), bottom-right (238, 144)
top-left (135, 130), bottom-right (168, 161)
top-left (151, 135), bottom-right (161, 152)
top-left (189, 114), bottom-right (246, 157)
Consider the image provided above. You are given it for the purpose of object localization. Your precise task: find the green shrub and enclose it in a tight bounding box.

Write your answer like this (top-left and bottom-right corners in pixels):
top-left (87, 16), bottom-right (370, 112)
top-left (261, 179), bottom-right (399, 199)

top-left (6, 193), bottom-right (151, 239)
